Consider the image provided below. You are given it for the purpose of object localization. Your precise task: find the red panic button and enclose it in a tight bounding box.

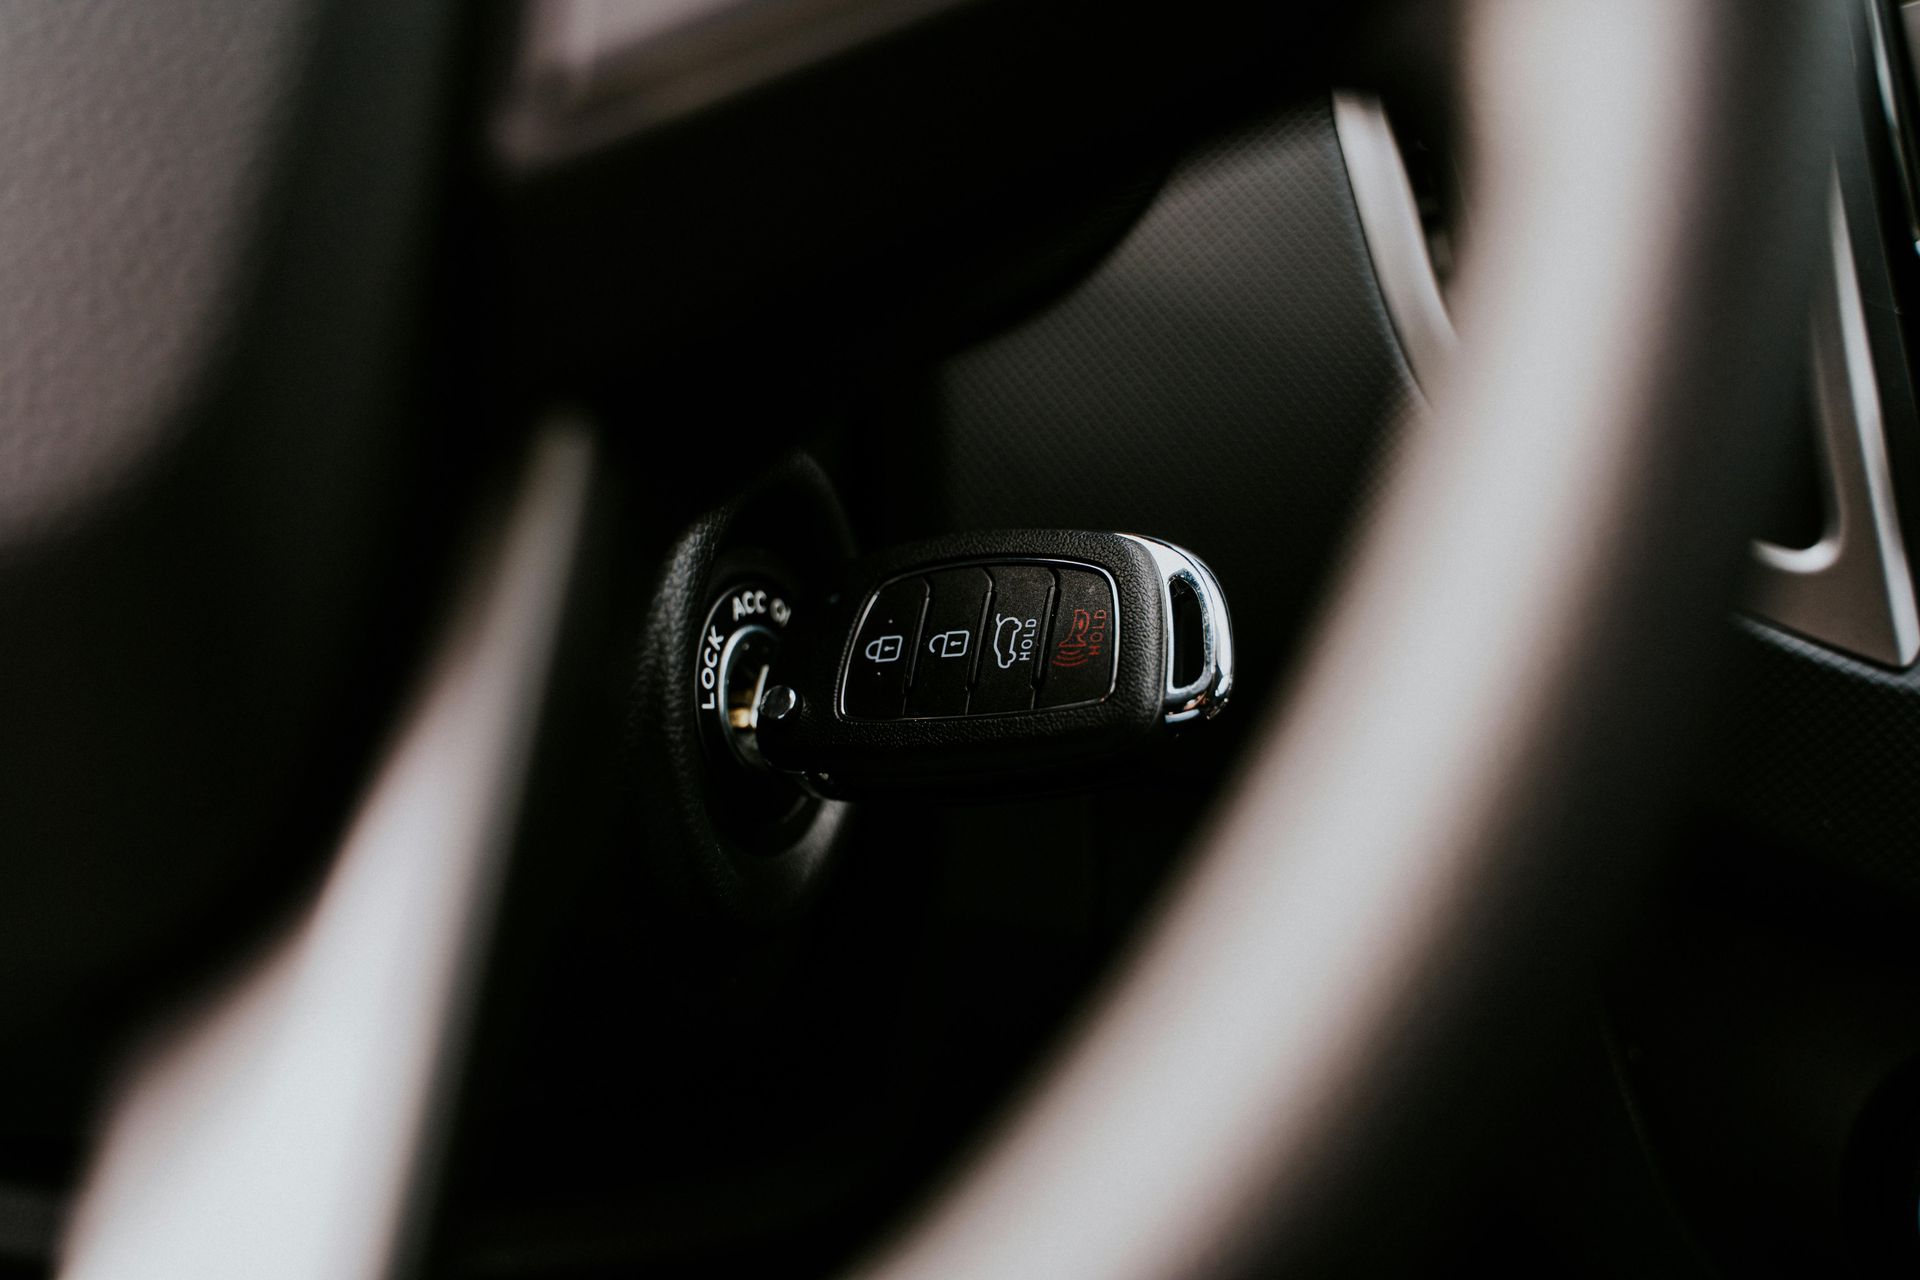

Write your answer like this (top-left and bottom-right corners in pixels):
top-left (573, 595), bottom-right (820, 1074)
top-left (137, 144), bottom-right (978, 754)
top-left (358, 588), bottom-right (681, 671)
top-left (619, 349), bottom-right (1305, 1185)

top-left (1036, 568), bottom-right (1117, 708)
top-left (1050, 605), bottom-right (1108, 668)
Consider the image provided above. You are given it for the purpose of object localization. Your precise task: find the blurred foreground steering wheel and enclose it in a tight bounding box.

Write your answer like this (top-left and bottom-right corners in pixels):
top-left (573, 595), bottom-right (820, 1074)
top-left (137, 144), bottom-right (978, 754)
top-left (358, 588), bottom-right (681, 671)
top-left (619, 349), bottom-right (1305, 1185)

top-left (33, 1), bottom-right (1841, 1277)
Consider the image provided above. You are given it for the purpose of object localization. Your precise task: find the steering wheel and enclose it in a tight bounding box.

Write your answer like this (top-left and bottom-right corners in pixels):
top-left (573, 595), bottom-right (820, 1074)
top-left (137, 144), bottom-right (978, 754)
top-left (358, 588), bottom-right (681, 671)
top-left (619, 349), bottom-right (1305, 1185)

top-left (856, 4), bottom-right (1843, 1274)
top-left (10, 0), bottom-right (1842, 1276)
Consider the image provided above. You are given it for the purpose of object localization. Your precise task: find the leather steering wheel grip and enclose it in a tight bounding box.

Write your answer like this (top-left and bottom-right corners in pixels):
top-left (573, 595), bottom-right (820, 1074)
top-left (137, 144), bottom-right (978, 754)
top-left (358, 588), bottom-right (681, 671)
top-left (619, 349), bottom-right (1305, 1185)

top-left (0, 0), bottom-right (463, 1045)
top-left (858, 2), bottom-right (1846, 1276)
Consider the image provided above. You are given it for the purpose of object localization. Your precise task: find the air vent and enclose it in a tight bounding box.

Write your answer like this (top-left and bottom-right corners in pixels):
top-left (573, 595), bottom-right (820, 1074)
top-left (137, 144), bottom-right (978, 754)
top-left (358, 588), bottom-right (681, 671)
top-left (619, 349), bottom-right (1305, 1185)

top-left (1747, 179), bottom-right (1920, 668)
top-left (1756, 371), bottom-right (1832, 554)
top-left (1331, 92), bottom-right (1455, 398)
top-left (1334, 83), bottom-right (1920, 669)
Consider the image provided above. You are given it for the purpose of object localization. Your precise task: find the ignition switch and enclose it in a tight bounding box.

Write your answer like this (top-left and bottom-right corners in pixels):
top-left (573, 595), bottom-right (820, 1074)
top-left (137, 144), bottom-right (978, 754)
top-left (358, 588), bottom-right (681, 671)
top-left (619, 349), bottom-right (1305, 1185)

top-left (695, 578), bottom-right (796, 770)
top-left (628, 453), bottom-right (853, 923)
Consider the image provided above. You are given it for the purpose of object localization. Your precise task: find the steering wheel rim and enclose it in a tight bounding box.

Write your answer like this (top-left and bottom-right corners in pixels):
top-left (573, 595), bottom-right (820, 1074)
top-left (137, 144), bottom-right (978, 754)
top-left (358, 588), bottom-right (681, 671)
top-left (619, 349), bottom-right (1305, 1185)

top-left (854, 2), bottom-right (1843, 1275)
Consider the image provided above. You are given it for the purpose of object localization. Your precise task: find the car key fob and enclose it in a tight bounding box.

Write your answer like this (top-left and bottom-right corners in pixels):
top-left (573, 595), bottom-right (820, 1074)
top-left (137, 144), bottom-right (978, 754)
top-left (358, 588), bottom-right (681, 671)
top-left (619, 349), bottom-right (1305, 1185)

top-left (754, 531), bottom-right (1231, 798)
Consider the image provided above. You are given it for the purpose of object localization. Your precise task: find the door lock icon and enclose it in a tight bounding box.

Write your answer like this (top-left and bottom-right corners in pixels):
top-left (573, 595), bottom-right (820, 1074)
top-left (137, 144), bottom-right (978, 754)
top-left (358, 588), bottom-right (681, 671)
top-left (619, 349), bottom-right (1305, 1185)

top-left (864, 634), bottom-right (903, 663)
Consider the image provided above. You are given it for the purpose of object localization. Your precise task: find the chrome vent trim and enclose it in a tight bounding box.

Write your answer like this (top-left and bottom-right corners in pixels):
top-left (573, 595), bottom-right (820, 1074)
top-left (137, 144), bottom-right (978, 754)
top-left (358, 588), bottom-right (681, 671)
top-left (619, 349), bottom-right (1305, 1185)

top-left (1335, 87), bottom-right (1919, 668)
top-left (1749, 177), bottom-right (1920, 667)
top-left (1331, 91), bottom-right (1456, 400)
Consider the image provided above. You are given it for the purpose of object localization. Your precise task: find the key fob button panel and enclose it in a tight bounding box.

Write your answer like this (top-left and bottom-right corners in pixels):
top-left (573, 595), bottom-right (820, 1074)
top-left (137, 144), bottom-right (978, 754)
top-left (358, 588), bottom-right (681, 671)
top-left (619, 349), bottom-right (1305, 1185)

top-left (839, 559), bottom-right (1118, 721)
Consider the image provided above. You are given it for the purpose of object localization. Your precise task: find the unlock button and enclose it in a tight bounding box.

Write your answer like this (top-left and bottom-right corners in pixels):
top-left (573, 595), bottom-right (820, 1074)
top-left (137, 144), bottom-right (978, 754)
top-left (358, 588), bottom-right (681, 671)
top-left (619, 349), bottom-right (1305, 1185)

top-left (906, 567), bottom-right (992, 717)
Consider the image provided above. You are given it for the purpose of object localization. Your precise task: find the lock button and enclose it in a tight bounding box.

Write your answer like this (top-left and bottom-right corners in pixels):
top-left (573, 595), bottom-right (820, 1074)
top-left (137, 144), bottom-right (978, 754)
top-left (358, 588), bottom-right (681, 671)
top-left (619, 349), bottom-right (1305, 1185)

top-left (842, 576), bottom-right (927, 720)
